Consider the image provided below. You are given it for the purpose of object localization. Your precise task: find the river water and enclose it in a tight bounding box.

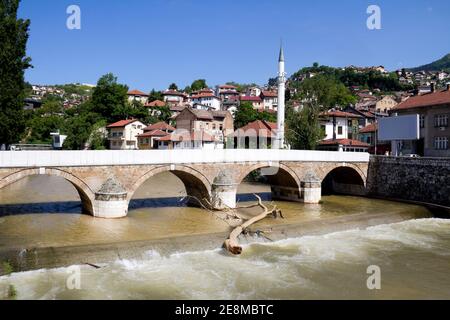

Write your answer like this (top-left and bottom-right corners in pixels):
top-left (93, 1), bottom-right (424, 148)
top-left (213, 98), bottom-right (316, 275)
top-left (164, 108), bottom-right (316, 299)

top-left (0, 175), bottom-right (449, 299)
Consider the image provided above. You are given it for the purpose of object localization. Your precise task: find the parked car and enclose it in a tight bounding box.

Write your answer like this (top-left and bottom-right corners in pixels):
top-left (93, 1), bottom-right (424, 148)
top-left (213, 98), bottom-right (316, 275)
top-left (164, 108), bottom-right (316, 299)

top-left (402, 154), bottom-right (421, 158)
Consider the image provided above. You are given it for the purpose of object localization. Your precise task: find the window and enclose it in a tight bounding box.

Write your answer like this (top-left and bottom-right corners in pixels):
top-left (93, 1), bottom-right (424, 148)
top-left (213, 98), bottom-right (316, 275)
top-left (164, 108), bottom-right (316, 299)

top-left (434, 115), bottom-right (448, 127)
top-left (420, 115), bottom-right (425, 128)
top-left (434, 137), bottom-right (448, 150)
top-left (337, 126), bottom-right (343, 135)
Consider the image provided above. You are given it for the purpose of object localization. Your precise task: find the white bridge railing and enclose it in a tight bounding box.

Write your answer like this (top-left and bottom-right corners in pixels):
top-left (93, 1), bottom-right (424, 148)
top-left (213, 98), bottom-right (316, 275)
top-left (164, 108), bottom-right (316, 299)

top-left (0, 149), bottom-right (370, 168)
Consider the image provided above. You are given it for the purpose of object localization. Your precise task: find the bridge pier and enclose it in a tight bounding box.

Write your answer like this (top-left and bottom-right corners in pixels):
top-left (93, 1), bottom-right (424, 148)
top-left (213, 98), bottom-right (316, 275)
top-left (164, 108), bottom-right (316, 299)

top-left (93, 178), bottom-right (128, 218)
top-left (302, 180), bottom-right (322, 204)
top-left (211, 171), bottom-right (237, 210)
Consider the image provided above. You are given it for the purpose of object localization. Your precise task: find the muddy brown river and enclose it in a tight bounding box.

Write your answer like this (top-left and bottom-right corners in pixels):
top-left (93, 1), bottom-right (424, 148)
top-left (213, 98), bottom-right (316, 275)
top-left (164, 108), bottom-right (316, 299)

top-left (0, 174), bottom-right (449, 299)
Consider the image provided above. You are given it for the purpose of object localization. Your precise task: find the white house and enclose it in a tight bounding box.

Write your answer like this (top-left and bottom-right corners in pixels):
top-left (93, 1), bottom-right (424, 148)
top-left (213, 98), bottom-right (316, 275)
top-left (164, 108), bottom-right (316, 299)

top-left (260, 90), bottom-right (278, 111)
top-left (190, 92), bottom-right (221, 111)
top-left (319, 110), bottom-right (363, 141)
top-left (246, 86), bottom-right (262, 97)
top-left (162, 90), bottom-right (187, 107)
top-left (127, 90), bottom-right (149, 105)
top-left (156, 130), bottom-right (223, 150)
top-left (107, 119), bottom-right (145, 150)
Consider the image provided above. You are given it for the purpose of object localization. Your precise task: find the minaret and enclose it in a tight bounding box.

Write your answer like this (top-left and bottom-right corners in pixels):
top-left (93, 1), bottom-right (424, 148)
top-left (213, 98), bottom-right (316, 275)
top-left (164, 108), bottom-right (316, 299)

top-left (276, 45), bottom-right (286, 149)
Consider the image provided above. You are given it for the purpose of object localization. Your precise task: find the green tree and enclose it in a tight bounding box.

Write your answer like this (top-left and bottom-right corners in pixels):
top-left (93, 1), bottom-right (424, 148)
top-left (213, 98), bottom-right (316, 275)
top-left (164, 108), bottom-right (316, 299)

top-left (148, 89), bottom-right (163, 102)
top-left (233, 102), bottom-right (259, 129)
top-left (190, 79), bottom-right (207, 92)
top-left (286, 104), bottom-right (324, 150)
top-left (294, 74), bottom-right (357, 108)
top-left (62, 108), bottom-right (102, 150)
top-left (0, 0), bottom-right (31, 146)
top-left (91, 73), bottom-right (129, 123)
top-left (169, 83), bottom-right (178, 91)
top-left (24, 99), bottom-right (64, 144)
top-left (267, 77), bottom-right (278, 87)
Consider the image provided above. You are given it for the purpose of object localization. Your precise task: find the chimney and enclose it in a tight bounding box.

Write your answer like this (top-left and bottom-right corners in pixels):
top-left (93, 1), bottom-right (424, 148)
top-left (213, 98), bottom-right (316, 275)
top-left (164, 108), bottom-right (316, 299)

top-left (430, 83), bottom-right (435, 93)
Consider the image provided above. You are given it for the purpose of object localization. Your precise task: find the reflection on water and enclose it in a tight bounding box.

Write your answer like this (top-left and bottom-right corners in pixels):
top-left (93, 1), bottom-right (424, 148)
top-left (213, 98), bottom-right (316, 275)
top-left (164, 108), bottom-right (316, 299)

top-left (0, 175), bottom-right (432, 249)
top-left (1, 219), bottom-right (449, 300)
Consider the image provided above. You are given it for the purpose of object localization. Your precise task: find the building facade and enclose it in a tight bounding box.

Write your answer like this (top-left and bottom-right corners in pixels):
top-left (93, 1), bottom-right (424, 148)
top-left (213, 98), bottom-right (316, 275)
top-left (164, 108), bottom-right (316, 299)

top-left (391, 87), bottom-right (450, 157)
top-left (107, 119), bottom-right (145, 150)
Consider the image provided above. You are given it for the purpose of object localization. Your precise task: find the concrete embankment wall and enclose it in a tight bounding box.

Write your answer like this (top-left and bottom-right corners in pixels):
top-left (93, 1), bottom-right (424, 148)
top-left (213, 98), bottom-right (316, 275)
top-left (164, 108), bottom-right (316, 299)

top-left (367, 156), bottom-right (450, 207)
top-left (0, 210), bottom-right (429, 275)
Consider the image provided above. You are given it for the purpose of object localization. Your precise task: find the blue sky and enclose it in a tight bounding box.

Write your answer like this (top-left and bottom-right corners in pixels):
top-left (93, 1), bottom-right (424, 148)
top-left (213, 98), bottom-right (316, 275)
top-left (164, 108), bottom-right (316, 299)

top-left (19, 0), bottom-right (450, 91)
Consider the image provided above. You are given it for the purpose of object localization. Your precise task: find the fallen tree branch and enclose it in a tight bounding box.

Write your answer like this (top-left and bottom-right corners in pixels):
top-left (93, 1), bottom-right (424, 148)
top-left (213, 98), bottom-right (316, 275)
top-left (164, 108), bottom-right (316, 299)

top-left (224, 194), bottom-right (278, 255)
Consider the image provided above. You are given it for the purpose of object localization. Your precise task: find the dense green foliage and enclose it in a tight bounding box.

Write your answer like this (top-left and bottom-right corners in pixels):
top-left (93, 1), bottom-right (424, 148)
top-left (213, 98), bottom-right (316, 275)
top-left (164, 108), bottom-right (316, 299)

top-left (233, 102), bottom-right (276, 129)
top-left (291, 63), bottom-right (413, 94)
top-left (148, 89), bottom-right (163, 102)
top-left (190, 79), bottom-right (208, 92)
top-left (90, 73), bottom-right (129, 123)
top-left (0, 0), bottom-right (31, 146)
top-left (286, 103), bottom-right (324, 150)
top-left (292, 74), bottom-right (357, 108)
top-left (409, 53), bottom-right (450, 73)
top-left (169, 83), bottom-right (178, 90)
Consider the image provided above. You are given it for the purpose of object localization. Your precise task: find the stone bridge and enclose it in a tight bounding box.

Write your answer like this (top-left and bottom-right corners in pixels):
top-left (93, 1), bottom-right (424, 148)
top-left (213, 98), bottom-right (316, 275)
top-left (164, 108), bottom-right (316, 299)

top-left (0, 150), bottom-right (370, 218)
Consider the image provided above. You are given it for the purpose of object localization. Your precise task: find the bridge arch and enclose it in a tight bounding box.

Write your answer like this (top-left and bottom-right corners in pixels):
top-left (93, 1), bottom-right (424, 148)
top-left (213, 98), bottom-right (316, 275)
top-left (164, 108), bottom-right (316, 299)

top-left (127, 165), bottom-right (212, 206)
top-left (237, 162), bottom-right (301, 188)
top-left (236, 162), bottom-right (302, 202)
top-left (0, 168), bottom-right (96, 215)
top-left (321, 165), bottom-right (367, 196)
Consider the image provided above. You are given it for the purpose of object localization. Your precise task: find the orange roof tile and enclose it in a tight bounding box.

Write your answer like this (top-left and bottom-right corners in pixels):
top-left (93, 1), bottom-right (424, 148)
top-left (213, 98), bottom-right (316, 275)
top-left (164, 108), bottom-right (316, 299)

top-left (128, 89), bottom-right (148, 96)
top-left (107, 119), bottom-right (139, 128)
top-left (230, 120), bottom-right (277, 138)
top-left (359, 123), bottom-right (378, 134)
top-left (319, 111), bottom-right (362, 118)
top-left (145, 100), bottom-right (166, 107)
top-left (392, 89), bottom-right (450, 110)
top-left (136, 130), bottom-right (169, 138)
top-left (319, 139), bottom-right (369, 147)
top-left (261, 90), bottom-right (278, 98)
top-left (144, 122), bottom-right (176, 132)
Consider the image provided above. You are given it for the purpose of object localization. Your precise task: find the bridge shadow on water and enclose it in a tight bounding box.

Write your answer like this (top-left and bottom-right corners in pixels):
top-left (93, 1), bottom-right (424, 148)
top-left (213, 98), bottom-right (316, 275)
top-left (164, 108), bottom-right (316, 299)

top-left (0, 193), bottom-right (272, 217)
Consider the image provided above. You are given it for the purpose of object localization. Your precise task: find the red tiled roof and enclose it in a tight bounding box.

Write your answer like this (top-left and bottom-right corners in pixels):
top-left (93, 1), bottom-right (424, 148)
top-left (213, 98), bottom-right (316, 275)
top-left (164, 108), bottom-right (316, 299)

top-left (361, 111), bottom-right (376, 118)
top-left (359, 123), bottom-right (378, 133)
top-left (128, 89), bottom-right (148, 96)
top-left (230, 120), bottom-right (277, 138)
top-left (319, 111), bottom-right (362, 119)
top-left (145, 100), bottom-right (166, 107)
top-left (240, 96), bottom-right (262, 102)
top-left (162, 90), bottom-right (186, 97)
top-left (136, 130), bottom-right (169, 138)
top-left (392, 89), bottom-right (450, 110)
top-left (158, 130), bottom-right (216, 142)
top-left (261, 90), bottom-right (278, 98)
top-left (219, 85), bottom-right (237, 89)
top-left (107, 119), bottom-right (140, 128)
top-left (319, 139), bottom-right (369, 147)
top-left (220, 90), bottom-right (239, 95)
top-left (191, 93), bottom-right (218, 99)
top-left (144, 122), bottom-right (176, 132)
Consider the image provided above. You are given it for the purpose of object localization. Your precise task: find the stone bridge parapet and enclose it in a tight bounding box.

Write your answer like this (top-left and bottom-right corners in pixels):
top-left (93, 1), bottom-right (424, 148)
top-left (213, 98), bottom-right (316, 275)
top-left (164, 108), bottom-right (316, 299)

top-left (0, 150), bottom-right (370, 218)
